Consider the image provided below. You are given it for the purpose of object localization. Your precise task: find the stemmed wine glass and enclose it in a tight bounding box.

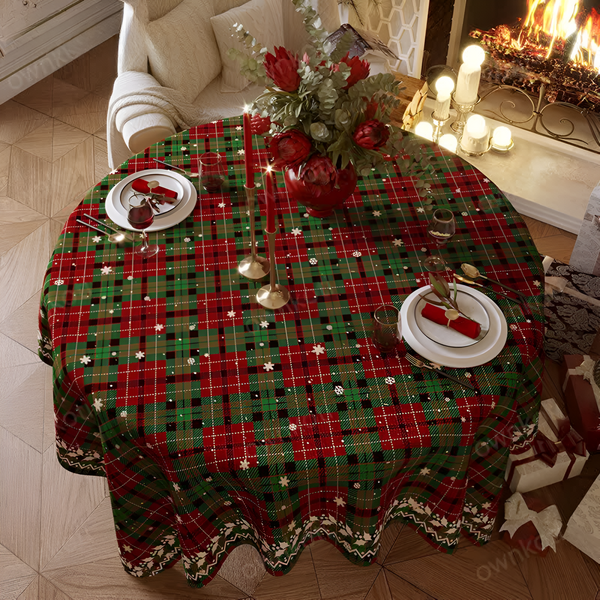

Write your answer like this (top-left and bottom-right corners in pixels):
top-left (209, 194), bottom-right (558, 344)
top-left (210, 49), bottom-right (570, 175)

top-left (424, 208), bottom-right (456, 272)
top-left (127, 193), bottom-right (159, 258)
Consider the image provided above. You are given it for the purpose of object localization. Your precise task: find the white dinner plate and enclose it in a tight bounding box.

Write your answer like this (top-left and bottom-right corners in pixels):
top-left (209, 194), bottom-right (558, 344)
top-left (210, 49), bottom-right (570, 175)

top-left (119, 173), bottom-right (185, 217)
top-left (400, 284), bottom-right (508, 368)
top-left (105, 169), bottom-right (197, 232)
top-left (414, 288), bottom-right (490, 348)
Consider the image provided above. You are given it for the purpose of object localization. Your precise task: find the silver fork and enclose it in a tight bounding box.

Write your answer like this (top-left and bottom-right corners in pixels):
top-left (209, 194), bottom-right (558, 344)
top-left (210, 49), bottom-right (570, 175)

top-left (405, 353), bottom-right (476, 390)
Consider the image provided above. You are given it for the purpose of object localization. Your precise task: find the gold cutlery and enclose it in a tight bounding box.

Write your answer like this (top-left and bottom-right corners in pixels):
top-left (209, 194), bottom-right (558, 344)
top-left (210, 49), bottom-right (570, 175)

top-left (461, 263), bottom-right (527, 300)
top-left (406, 353), bottom-right (475, 390)
top-left (77, 219), bottom-right (132, 244)
top-left (453, 273), bottom-right (524, 305)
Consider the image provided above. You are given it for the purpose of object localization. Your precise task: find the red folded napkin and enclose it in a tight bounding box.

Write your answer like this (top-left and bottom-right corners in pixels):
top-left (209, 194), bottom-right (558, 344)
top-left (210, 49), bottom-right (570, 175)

top-left (421, 303), bottom-right (481, 339)
top-left (132, 178), bottom-right (177, 198)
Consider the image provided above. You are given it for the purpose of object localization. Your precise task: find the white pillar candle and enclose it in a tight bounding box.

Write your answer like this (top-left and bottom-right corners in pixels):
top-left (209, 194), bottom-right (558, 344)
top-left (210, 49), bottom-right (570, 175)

top-left (414, 121), bottom-right (434, 141)
top-left (439, 133), bottom-right (458, 153)
top-left (461, 114), bottom-right (490, 155)
top-left (454, 45), bottom-right (485, 105)
top-left (492, 126), bottom-right (513, 150)
top-left (434, 76), bottom-right (455, 120)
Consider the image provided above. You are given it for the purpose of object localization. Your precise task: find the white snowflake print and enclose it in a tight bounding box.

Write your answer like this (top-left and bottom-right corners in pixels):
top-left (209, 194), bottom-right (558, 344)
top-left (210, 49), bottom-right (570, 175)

top-left (312, 344), bottom-right (325, 356)
top-left (483, 178), bottom-right (489, 183)
top-left (291, 227), bottom-right (302, 236)
top-left (263, 362), bottom-right (274, 371)
top-left (92, 236), bottom-right (102, 243)
top-left (54, 279), bottom-right (64, 286)
top-left (238, 149), bottom-right (245, 155)
top-left (416, 207), bottom-right (425, 213)
top-left (455, 188), bottom-right (461, 193)
top-left (235, 125), bottom-right (242, 130)
top-left (240, 459), bottom-right (250, 470)
top-left (420, 467), bottom-right (431, 475)
top-left (533, 280), bottom-right (541, 287)
top-left (373, 210), bottom-right (382, 217)
top-left (80, 355), bottom-right (91, 365)
top-left (120, 411), bottom-right (127, 418)
top-left (101, 266), bottom-right (112, 275)
top-left (392, 238), bottom-right (403, 247)
top-left (109, 169), bottom-right (118, 175)
top-left (465, 372), bottom-right (472, 378)
top-left (309, 258), bottom-right (318, 265)
top-left (334, 386), bottom-right (344, 396)
top-left (482, 502), bottom-right (491, 509)
top-left (123, 544), bottom-right (132, 552)
top-left (462, 212), bottom-right (468, 216)
top-left (184, 237), bottom-right (191, 242)
top-left (189, 324), bottom-right (196, 330)
top-left (218, 202), bottom-right (226, 208)
top-left (135, 351), bottom-right (145, 360)
top-left (352, 251), bottom-right (362, 257)
top-left (181, 146), bottom-right (187, 151)
top-left (154, 324), bottom-right (164, 332)
top-left (144, 296), bottom-right (151, 301)
top-left (385, 377), bottom-right (395, 384)
top-left (334, 497), bottom-right (345, 506)
top-left (173, 483), bottom-right (180, 491)
top-left (127, 275), bottom-right (133, 281)
top-left (93, 397), bottom-right (103, 412)
top-left (353, 482), bottom-right (360, 489)
top-left (326, 325), bottom-right (333, 330)
top-left (187, 357), bottom-right (195, 365)
top-left (461, 416), bottom-right (466, 422)
top-left (289, 423), bottom-right (297, 431)
top-left (260, 321), bottom-right (269, 328)
top-left (227, 310), bottom-right (236, 317)
top-left (421, 247), bottom-right (427, 252)
top-left (279, 476), bottom-right (289, 487)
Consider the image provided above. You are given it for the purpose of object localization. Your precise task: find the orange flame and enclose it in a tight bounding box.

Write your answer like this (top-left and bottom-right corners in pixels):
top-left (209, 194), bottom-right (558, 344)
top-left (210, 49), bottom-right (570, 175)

top-left (522, 0), bottom-right (600, 68)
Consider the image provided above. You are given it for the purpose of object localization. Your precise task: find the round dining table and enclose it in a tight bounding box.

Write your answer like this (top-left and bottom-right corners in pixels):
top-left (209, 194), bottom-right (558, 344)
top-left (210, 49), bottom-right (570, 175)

top-left (38, 116), bottom-right (544, 587)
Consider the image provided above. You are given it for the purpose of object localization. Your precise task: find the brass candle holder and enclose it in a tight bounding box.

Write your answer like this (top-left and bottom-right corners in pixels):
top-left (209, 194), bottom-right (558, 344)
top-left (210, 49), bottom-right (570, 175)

top-left (238, 185), bottom-right (270, 280)
top-left (256, 228), bottom-right (290, 310)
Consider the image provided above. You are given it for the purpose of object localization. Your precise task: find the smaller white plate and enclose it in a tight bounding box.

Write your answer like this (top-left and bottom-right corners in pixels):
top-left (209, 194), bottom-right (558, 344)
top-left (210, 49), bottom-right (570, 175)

top-left (105, 169), bottom-right (197, 232)
top-left (119, 174), bottom-right (184, 218)
top-left (414, 289), bottom-right (490, 348)
top-left (400, 284), bottom-right (508, 368)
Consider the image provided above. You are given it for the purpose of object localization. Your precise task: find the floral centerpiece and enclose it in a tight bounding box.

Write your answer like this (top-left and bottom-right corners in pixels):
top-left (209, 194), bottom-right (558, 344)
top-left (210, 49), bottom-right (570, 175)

top-left (231, 0), bottom-right (433, 217)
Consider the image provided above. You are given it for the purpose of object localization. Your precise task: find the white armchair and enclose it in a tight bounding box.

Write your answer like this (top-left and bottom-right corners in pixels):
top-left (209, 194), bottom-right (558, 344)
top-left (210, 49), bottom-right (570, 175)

top-left (107, 0), bottom-right (341, 168)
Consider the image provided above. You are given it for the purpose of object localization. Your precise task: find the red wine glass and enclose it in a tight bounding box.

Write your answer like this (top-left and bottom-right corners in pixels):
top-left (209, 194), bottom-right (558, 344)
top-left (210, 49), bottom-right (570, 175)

top-left (424, 209), bottom-right (456, 272)
top-left (127, 193), bottom-right (159, 258)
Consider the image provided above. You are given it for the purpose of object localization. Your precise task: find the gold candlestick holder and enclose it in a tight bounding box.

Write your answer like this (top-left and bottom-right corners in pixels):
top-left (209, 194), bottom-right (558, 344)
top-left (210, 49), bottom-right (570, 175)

top-left (450, 94), bottom-right (480, 138)
top-left (256, 229), bottom-right (290, 309)
top-left (238, 185), bottom-right (270, 280)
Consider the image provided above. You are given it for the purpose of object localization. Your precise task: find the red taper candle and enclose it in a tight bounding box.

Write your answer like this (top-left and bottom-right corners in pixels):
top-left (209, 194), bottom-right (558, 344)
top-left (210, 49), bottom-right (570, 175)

top-left (265, 167), bottom-right (275, 232)
top-left (243, 111), bottom-right (254, 188)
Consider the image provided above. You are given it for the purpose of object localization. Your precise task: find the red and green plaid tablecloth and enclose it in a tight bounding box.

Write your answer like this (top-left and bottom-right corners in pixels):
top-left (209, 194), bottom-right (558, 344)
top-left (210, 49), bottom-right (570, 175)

top-left (38, 117), bottom-right (544, 587)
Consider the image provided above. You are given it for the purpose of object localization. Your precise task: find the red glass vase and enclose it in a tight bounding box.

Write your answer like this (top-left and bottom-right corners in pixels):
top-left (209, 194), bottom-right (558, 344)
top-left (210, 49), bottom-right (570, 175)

top-left (284, 162), bottom-right (358, 218)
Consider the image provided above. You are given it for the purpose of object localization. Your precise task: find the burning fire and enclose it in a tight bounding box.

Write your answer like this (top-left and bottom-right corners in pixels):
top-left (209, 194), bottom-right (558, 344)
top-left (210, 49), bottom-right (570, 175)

top-left (521, 0), bottom-right (600, 68)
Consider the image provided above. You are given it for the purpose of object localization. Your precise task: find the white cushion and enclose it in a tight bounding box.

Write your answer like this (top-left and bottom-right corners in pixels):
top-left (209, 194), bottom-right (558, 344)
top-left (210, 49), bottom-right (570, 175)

top-left (146, 0), bottom-right (222, 103)
top-left (210, 0), bottom-right (284, 93)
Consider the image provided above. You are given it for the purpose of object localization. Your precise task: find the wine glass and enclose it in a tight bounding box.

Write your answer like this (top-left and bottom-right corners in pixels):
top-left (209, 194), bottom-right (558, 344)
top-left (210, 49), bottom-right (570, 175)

top-left (127, 193), bottom-right (159, 258)
top-left (424, 209), bottom-right (456, 272)
top-left (198, 152), bottom-right (226, 192)
top-left (372, 305), bottom-right (402, 353)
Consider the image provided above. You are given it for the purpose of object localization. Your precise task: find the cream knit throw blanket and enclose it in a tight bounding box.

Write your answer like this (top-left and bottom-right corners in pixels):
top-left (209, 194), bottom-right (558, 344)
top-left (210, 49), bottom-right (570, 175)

top-left (107, 71), bottom-right (215, 168)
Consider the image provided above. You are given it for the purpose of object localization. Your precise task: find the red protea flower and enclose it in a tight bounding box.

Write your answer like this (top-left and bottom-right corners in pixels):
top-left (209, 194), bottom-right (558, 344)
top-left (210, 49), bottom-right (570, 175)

top-left (340, 53), bottom-right (370, 89)
top-left (264, 47), bottom-right (301, 92)
top-left (269, 130), bottom-right (312, 170)
top-left (300, 155), bottom-right (338, 197)
top-left (353, 119), bottom-right (390, 150)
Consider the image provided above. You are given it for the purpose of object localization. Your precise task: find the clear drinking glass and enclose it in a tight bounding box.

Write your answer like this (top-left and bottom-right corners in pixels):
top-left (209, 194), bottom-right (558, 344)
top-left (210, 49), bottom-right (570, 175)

top-left (198, 152), bottom-right (226, 192)
top-left (424, 208), bottom-right (456, 272)
top-left (127, 193), bottom-right (159, 258)
top-left (372, 305), bottom-right (402, 353)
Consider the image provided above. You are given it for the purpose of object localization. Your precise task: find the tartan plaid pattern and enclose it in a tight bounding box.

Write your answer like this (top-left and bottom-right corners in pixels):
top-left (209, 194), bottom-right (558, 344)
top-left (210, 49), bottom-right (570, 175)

top-left (38, 117), bottom-right (544, 587)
